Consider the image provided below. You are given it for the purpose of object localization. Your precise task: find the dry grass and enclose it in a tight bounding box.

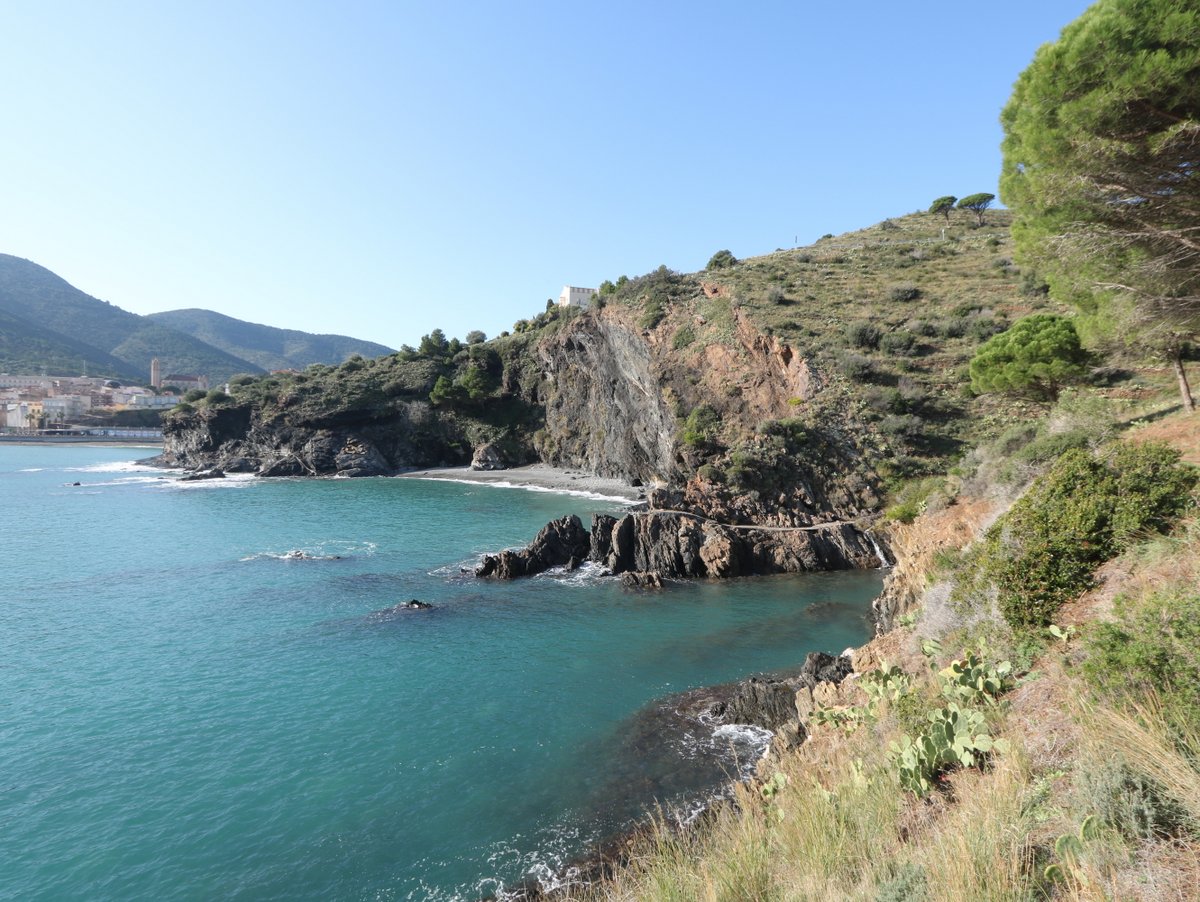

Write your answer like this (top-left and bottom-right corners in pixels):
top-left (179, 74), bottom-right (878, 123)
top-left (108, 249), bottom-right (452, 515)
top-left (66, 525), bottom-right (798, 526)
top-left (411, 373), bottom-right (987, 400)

top-left (1084, 698), bottom-right (1200, 826)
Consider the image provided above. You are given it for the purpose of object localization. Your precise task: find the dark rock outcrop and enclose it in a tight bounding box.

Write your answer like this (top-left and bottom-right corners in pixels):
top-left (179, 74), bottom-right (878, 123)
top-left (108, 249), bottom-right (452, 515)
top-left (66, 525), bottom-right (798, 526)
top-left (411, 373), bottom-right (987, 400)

top-left (536, 318), bottom-right (680, 485)
top-left (475, 515), bottom-right (590, 579)
top-left (707, 651), bottom-right (854, 732)
top-left (714, 678), bottom-right (801, 731)
top-left (488, 510), bottom-right (881, 581)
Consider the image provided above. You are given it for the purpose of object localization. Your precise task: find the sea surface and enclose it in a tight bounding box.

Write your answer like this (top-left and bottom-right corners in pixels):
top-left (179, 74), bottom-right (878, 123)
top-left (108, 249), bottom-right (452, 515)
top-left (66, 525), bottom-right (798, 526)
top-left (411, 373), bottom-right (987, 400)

top-left (1, 444), bottom-right (883, 900)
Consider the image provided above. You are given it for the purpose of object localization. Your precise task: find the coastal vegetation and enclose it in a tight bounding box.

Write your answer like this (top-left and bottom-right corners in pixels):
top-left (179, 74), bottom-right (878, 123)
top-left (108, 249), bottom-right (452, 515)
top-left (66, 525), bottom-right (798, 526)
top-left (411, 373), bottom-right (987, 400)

top-left (553, 1), bottom-right (1200, 896)
top-left (1000, 0), bottom-right (1200, 411)
top-left (567, 416), bottom-right (1200, 901)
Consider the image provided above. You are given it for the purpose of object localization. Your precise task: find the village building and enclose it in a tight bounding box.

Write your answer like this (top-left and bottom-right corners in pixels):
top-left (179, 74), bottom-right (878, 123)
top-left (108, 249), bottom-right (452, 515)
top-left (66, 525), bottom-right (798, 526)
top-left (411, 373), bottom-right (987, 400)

top-left (161, 373), bottom-right (209, 392)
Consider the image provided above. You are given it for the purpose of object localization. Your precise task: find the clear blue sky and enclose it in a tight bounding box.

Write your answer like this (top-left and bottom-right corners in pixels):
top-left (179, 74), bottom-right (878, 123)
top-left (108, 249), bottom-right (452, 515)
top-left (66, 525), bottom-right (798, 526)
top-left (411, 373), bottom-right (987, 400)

top-left (0, 1), bottom-right (1093, 351)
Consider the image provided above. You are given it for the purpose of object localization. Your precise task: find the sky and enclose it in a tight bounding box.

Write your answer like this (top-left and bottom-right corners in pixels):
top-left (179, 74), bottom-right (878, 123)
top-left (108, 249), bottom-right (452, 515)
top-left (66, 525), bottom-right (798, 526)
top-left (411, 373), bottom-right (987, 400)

top-left (0, 0), bottom-right (1095, 352)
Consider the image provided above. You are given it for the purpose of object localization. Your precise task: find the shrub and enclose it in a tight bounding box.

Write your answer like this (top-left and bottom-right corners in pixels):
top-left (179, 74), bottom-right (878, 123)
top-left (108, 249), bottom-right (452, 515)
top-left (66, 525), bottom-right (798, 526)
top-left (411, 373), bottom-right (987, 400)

top-left (884, 476), bottom-right (944, 523)
top-left (971, 443), bottom-right (1196, 629)
top-left (879, 414), bottom-right (924, 439)
top-left (845, 321), bottom-right (882, 350)
top-left (936, 317), bottom-right (968, 338)
top-left (1019, 271), bottom-right (1050, 297)
top-left (681, 405), bottom-right (721, 448)
top-left (183, 388), bottom-right (206, 403)
top-left (1086, 587), bottom-right (1200, 733)
top-left (888, 284), bottom-right (921, 302)
top-left (879, 331), bottom-right (918, 356)
top-left (835, 351), bottom-right (879, 382)
top-left (205, 389), bottom-right (231, 405)
top-left (766, 284), bottom-right (787, 304)
top-left (639, 303), bottom-right (666, 330)
top-left (672, 325), bottom-right (696, 350)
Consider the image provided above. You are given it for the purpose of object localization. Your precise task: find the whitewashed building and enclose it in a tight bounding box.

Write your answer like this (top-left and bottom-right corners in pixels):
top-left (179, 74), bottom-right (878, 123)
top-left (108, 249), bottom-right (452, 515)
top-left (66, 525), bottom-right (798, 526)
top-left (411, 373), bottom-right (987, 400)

top-left (43, 395), bottom-right (92, 420)
top-left (558, 285), bottom-right (598, 309)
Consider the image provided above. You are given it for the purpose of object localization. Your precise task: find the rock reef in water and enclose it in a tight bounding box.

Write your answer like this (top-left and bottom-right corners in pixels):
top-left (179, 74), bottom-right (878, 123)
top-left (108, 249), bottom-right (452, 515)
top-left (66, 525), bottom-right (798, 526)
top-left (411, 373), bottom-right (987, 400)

top-left (477, 510), bottom-right (881, 581)
top-left (473, 515), bottom-right (590, 579)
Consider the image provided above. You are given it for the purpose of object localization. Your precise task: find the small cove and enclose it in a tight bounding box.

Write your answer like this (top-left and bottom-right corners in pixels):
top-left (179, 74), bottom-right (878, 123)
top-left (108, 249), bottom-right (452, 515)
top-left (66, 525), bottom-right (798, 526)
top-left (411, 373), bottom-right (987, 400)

top-left (1, 445), bottom-right (882, 900)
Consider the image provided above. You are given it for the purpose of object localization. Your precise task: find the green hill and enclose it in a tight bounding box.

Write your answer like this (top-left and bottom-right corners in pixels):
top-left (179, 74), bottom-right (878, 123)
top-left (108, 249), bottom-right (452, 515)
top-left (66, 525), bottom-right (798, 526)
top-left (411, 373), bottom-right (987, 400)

top-left (0, 254), bottom-right (266, 383)
top-left (0, 307), bottom-right (142, 380)
top-left (146, 308), bottom-right (395, 372)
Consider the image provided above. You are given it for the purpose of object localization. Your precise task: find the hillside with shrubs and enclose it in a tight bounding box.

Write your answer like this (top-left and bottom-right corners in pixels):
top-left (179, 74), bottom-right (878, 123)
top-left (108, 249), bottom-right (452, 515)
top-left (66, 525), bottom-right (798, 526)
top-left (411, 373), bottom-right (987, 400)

top-left (165, 207), bottom-right (1095, 532)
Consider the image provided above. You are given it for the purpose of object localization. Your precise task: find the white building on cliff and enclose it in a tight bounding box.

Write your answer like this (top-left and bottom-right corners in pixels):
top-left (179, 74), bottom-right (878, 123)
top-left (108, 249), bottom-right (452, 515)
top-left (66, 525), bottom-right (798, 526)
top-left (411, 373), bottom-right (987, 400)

top-left (558, 285), bottom-right (598, 309)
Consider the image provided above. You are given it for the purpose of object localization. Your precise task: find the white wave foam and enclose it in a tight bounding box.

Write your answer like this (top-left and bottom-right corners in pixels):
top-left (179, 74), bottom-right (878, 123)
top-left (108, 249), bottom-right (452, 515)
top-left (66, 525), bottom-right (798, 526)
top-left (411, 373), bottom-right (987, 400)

top-left (536, 560), bottom-right (613, 585)
top-left (713, 723), bottom-right (774, 747)
top-left (67, 460), bottom-right (168, 473)
top-left (163, 473), bottom-right (257, 490)
top-left (404, 474), bottom-right (635, 505)
top-left (109, 475), bottom-right (172, 485)
top-left (239, 540), bottom-right (378, 562)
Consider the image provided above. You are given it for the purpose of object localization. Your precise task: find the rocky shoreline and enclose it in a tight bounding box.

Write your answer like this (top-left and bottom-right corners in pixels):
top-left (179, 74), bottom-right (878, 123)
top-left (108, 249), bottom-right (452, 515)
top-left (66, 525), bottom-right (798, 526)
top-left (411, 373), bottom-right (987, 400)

top-left (487, 650), bottom-right (867, 901)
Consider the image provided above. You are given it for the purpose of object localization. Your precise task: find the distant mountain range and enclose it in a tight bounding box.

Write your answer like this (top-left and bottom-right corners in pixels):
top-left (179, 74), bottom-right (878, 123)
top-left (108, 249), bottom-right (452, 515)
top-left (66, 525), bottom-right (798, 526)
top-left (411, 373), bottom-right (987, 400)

top-left (146, 308), bottom-right (395, 374)
top-left (0, 254), bottom-right (395, 384)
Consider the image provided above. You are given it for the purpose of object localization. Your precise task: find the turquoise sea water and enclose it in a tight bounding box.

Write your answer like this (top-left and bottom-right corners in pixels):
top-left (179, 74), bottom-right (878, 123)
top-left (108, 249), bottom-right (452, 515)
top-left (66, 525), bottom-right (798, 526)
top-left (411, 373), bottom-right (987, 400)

top-left (1, 444), bottom-right (882, 900)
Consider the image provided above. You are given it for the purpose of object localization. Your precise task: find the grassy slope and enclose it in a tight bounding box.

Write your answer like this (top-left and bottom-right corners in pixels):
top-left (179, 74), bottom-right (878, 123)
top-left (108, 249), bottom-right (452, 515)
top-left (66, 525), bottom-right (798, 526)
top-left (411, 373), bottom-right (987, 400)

top-left (589, 210), bottom-right (1068, 511)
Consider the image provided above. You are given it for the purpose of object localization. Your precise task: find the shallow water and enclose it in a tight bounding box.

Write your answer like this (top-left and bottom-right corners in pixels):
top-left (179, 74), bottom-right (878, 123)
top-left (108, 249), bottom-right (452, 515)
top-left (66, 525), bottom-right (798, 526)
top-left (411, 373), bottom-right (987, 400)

top-left (1, 445), bottom-right (882, 900)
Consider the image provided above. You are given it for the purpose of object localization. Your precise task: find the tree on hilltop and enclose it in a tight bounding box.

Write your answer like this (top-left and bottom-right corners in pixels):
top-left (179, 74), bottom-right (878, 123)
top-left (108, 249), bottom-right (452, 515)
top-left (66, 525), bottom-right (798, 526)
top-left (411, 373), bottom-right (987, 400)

top-left (1000, 0), bottom-right (1199, 412)
top-left (706, 249), bottom-right (738, 270)
top-left (957, 193), bottom-right (995, 226)
top-left (418, 329), bottom-right (449, 357)
top-left (928, 195), bottom-right (957, 222)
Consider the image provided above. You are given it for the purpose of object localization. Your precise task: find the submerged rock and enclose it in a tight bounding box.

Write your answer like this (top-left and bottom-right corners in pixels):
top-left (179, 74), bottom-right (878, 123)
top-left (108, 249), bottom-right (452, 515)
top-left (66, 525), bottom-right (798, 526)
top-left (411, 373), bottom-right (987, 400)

top-left (180, 468), bottom-right (225, 481)
top-left (620, 570), bottom-right (663, 589)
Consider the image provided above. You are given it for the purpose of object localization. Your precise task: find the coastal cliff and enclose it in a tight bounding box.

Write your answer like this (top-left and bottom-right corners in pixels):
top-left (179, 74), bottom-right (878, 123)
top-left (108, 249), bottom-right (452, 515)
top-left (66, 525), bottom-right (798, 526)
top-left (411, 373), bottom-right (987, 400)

top-left (159, 211), bottom-right (1045, 578)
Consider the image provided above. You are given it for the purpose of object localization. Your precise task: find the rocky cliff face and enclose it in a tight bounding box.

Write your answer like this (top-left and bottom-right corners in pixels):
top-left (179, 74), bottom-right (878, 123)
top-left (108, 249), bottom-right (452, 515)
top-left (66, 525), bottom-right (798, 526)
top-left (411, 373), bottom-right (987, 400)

top-left (870, 497), bottom-right (998, 634)
top-left (535, 315), bottom-right (679, 485)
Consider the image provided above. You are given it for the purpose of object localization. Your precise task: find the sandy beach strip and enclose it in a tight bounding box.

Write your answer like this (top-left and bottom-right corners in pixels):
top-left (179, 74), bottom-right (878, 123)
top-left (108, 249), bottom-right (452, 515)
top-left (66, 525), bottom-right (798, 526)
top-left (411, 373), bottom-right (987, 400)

top-left (396, 463), bottom-right (645, 503)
